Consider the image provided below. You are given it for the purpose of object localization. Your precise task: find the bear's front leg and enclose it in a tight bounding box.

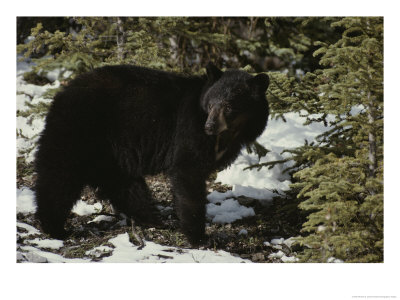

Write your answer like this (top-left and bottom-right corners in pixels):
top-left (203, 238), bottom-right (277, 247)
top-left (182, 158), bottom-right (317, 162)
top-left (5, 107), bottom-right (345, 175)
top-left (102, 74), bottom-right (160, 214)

top-left (170, 169), bottom-right (207, 246)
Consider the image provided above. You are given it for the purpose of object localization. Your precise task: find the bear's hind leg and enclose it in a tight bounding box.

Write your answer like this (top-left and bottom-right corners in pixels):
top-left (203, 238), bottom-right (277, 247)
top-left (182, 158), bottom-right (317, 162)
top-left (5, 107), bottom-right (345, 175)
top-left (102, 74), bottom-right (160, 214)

top-left (100, 176), bottom-right (161, 227)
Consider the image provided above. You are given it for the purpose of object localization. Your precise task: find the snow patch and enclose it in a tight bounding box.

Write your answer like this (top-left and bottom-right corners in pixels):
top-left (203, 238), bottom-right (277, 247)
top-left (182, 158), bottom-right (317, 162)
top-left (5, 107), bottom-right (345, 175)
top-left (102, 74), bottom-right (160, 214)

top-left (268, 250), bottom-right (285, 259)
top-left (283, 237), bottom-right (296, 248)
top-left (327, 257), bottom-right (344, 263)
top-left (72, 201), bottom-right (102, 216)
top-left (88, 215), bottom-right (114, 223)
top-left (238, 229), bottom-right (248, 235)
top-left (16, 94), bottom-right (31, 111)
top-left (85, 246), bottom-right (114, 258)
top-left (16, 187), bottom-right (36, 214)
top-left (19, 246), bottom-right (89, 263)
top-left (281, 255), bottom-right (299, 263)
top-left (17, 116), bottom-right (45, 139)
top-left (101, 233), bottom-right (250, 263)
top-left (207, 190), bottom-right (234, 203)
top-left (206, 198), bottom-right (255, 224)
top-left (27, 238), bottom-right (64, 249)
top-left (212, 111), bottom-right (333, 203)
top-left (43, 68), bottom-right (62, 82)
top-left (17, 55), bottom-right (33, 75)
top-left (17, 77), bottom-right (60, 98)
top-left (17, 222), bottom-right (40, 238)
top-left (271, 238), bottom-right (284, 245)
top-left (20, 252), bottom-right (48, 263)
top-left (206, 190), bottom-right (255, 223)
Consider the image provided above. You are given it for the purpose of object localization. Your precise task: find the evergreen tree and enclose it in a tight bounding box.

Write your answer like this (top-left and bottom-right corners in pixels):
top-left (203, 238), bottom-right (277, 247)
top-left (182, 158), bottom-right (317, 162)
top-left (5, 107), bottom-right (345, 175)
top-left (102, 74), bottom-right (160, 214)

top-left (245, 17), bottom-right (383, 262)
top-left (290, 17), bottom-right (383, 262)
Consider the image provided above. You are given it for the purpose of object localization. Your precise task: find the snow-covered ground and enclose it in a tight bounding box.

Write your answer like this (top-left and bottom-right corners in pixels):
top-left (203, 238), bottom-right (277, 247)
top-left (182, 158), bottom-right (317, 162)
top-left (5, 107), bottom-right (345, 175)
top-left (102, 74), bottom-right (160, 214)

top-left (16, 58), bottom-right (58, 163)
top-left (214, 112), bottom-right (329, 199)
top-left (16, 58), bottom-right (329, 263)
top-left (16, 188), bottom-right (250, 263)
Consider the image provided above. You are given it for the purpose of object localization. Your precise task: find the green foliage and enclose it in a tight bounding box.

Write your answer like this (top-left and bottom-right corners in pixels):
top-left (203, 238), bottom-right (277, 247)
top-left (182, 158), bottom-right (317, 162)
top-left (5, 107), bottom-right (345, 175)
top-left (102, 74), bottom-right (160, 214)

top-left (245, 141), bottom-right (270, 161)
top-left (23, 71), bottom-right (51, 85)
top-left (293, 153), bottom-right (383, 262)
top-left (289, 17), bottom-right (383, 262)
top-left (17, 156), bottom-right (35, 178)
top-left (245, 17), bottom-right (383, 262)
top-left (17, 100), bottom-right (52, 119)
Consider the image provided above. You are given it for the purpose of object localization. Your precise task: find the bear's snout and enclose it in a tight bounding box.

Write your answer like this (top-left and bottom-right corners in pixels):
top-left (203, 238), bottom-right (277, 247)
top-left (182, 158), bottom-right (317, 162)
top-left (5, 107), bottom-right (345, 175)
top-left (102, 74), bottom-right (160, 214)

top-left (204, 122), bottom-right (217, 135)
top-left (205, 106), bottom-right (228, 135)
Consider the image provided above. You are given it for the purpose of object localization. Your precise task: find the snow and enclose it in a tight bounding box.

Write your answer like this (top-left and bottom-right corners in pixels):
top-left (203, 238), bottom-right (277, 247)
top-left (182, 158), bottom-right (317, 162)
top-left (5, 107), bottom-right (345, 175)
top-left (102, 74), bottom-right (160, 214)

top-left (72, 200), bottom-right (102, 216)
top-left (20, 251), bottom-right (49, 263)
top-left (15, 186), bottom-right (249, 263)
top-left (19, 246), bottom-right (88, 263)
top-left (16, 94), bottom-right (31, 112)
top-left (16, 222), bottom-right (40, 238)
top-left (263, 237), bottom-right (299, 262)
top-left (268, 250), bottom-right (285, 259)
top-left (238, 229), bottom-right (248, 235)
top-left (17, 77), bottom-right (60, 99)
top-left (16, 187), bottom-right (36, 214)
top-left (206, 198), bottom-right (255, 224)
top-left (206, 191), bottom-right (255, 223)
top-left (16, 116), bottom-right (45, 139)
top-left (281, 255), bottom-right (299, 263)
top-left (207, 190), bottom-right (235, 202)
top-left (85, 245), bottom-right (114, 258)
top-left (350, 104), bottom-right (365, 116)
top-left (211, 112), bottom-right (332, 215)
top-left (38, 67), bottom-right (73, 82)
top-left (88, 215), bottom-right (114, 223)
top-left (327, 257), bottom-right (344, 263)
top-left (216, 151), bottom-right (291, 194)
top-left (17, 56), bottom-right (33, 76)
top-left (18, 231), bottom-right (251, 263)
top-left (271, 237), bottom-right (284, 245)
top-left (16, 55), bottom-right (59, 163)
top-left (283, 237), bottom-right (296, 248)
top-left (27, 238), bottom-right (64, 249)
top-left (43, 68), bottom-right (62, 82)
top-left (101, 233), bottom-right (249, 263)
top-left (232, 184), bottom-right (279, 200)
top-left (268, 250), bottom-right (299, 262)
top-left (16, 113), bottom-right (45, 163)
top-left (63, 70), bottom-right (73, 79)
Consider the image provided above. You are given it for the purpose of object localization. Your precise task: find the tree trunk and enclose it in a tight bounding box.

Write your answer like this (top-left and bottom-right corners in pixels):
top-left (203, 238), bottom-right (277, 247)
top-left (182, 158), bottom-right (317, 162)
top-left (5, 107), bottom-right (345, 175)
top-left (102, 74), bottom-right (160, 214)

top-left (367, 91), bottom-right (377, 178)
top-left (116, 17), bottom-right (126, 61)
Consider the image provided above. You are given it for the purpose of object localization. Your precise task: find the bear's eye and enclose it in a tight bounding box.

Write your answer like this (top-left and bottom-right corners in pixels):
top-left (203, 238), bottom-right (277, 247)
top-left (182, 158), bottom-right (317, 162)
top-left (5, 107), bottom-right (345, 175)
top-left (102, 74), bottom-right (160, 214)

top-left (225, 105), bottom-right (233, 113)
top-left (208, 103), bottom-right (212, 110)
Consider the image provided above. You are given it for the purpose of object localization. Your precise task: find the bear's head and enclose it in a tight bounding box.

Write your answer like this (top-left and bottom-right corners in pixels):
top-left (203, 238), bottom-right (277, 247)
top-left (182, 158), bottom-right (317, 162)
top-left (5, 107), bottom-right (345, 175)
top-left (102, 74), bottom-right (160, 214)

top-left (201, 62), bottom-right (269, 136)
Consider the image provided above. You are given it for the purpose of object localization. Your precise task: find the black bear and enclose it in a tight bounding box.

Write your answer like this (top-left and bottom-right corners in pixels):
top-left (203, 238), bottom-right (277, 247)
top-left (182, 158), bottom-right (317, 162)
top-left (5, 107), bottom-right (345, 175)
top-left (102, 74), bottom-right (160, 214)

top-left (34, 63), bottom-right (269, 245)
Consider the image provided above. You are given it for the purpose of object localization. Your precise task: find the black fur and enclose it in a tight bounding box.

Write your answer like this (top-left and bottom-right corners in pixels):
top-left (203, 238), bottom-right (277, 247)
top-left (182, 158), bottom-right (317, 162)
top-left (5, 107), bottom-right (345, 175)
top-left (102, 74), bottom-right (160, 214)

top-left (34, 63), bottom-right (269, 245)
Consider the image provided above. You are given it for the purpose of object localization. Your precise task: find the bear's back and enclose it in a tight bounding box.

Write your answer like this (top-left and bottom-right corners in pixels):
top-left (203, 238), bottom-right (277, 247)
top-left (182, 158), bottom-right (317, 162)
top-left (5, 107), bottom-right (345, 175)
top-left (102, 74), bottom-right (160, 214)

top-left (68, 65), bottom-right (194, 91)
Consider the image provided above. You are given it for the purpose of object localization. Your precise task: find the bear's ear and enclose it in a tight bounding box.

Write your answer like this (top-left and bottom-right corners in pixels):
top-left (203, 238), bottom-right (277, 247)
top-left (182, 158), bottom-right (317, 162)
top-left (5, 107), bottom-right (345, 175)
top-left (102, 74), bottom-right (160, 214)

top-left (246, 73), bottom-right (270, 92)
top-left (206, 62), bottom-right (223, 82)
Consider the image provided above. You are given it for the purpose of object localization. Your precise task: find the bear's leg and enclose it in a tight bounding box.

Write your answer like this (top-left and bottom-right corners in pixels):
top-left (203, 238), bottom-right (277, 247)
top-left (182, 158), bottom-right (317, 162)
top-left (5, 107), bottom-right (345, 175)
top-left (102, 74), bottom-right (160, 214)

top-left (169, 170), bottom-right (206, 245)
top-left (100, 176), bottom-right (161, 226)
top-left (35, 173), bottom-right (82, 239)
